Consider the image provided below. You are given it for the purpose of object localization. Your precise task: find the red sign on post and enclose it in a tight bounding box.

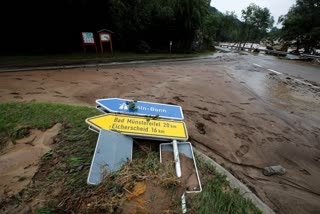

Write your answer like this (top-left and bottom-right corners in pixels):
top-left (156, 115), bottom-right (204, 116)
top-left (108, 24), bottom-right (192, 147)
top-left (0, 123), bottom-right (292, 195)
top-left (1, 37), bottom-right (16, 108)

top-left (97, 29), bottom-right (113, 54)
top-left (81, 32), bottom-right (98, 54)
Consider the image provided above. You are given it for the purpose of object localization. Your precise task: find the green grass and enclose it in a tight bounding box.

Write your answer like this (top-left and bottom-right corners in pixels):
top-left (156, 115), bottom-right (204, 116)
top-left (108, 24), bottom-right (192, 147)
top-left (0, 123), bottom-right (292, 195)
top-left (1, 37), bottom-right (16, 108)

top-left (0, 51), bottom-right (214, 66)
top-left (0, 102), bottom-right (261, 213)
top-left (0, 102), bottom-right (100, 195)
top-left (0, 102), bottom-right (98, 142)
top-left (190, 158), bottom-right (262, 214)
top-left (35, 207), bottom-right (52, 214)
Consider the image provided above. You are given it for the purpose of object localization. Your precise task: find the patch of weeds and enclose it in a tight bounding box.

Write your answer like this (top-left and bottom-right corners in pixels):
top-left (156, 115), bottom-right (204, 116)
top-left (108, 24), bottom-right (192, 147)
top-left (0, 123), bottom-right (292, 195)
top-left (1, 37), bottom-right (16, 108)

top-left (65, 171), bottom-right (88, 192)
top-left (13, 127), bottom-right (30, 139)
top-left (188, 155), bottom-right (262, 214)
top-left (42, 150), bottom-right (54, 160)
top-left (63, 148), bottom-right (180, 211)
top-left (145, 114), bottom-right (160, 122)
top-left (12, 193), bottom-right (22, 207)
top-left (194, 155), bottom-right (216, 184)
top-left (0, 133), bottom-right (9, 151)
top-left (158, 160), bottom-right (180, 188)
top-left (189, 176), bottom-right (262, 214)
top-left (144, 152), bottom-right (160, 174)
top-left (0, 102), bottom-right (100, 134)
top-left (0, 102), bottom-right (103, 211)
top-left (126, 100), bottom-right (138, 111)
top-left (68, 156), bottom-right (85, 168)
top-left (47, 170), bottom-right (64, 181)
top-left (150, 193), bottom-right (157, 201)
top-left (18, 176), bottom-right (28, 182)
top-left (0, 124), bottom-right (14, 151)
top-left (103, 180), bottom-right (123, 194)
top-left (35, 207), bottom-right (52, 214)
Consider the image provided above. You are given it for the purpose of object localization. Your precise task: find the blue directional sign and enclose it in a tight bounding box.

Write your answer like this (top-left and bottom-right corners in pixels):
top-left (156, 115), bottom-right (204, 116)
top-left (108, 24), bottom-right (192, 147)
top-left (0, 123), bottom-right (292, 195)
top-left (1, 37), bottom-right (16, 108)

top-left (96, 98), bottom-right (184, 120)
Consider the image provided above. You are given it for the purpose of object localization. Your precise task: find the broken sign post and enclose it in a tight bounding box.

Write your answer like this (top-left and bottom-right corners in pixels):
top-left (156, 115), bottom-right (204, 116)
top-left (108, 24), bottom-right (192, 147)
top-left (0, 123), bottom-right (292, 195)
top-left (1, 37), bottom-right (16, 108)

top-left (160, 142), bottom-right (202, 193)
top-left (173, 140), bottom-right (182, 177)
top-left (96, 98), bottom-right (184, 120)
top-left (160, 141), bottom-right (202, 213)
top-left (86, 113), bottom-right (188, 141)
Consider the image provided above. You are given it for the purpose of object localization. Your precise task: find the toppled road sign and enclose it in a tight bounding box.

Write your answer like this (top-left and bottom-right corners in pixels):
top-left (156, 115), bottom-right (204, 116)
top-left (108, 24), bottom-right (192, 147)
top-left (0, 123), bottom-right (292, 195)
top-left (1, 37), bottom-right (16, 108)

top-left (87, 129), bottom-right (133, 185)
top-left (86, 113), bottom-right (188, 141)
top-left (96, 98), bottom-right (184, 120)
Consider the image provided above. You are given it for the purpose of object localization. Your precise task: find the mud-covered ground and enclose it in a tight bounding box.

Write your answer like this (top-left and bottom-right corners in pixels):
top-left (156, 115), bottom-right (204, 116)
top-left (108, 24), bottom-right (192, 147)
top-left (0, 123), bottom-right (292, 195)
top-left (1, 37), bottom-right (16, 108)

top-left (0, 53), bottom-right (319, 214)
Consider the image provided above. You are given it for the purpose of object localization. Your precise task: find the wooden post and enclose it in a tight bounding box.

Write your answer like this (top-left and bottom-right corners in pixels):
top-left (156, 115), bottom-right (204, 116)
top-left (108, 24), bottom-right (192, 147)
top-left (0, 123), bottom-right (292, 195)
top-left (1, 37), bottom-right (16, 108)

top-left (98, 32), bottom-right (113, 54)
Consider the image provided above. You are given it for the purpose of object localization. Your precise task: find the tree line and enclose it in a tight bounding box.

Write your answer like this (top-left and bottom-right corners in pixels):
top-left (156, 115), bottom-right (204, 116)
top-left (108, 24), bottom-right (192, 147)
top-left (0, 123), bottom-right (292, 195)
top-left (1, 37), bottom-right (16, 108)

top-left (224, 0), bottom-right (320, 55)
top-left (277, 0), bottom-right (320, 54)
top-left (0, 0), bottom-right (318, 54)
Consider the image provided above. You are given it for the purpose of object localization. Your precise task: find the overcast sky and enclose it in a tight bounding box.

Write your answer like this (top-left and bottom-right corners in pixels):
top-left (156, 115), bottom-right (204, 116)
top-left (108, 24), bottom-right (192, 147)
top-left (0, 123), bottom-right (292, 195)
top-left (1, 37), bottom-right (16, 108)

top-left (210, 0), bottom-right (296, 28)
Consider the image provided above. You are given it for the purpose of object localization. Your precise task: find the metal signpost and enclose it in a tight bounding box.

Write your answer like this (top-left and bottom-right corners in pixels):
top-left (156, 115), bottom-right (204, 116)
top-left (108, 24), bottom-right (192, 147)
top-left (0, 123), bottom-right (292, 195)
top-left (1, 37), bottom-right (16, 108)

top-left (96, 105), bottom-right (106, 113)
top-left (96, 98), bottom-right (184, 120)
top-left (160, 141), bottom-right (202, 193)
top-left (86, 113), bottom-right (188, 141)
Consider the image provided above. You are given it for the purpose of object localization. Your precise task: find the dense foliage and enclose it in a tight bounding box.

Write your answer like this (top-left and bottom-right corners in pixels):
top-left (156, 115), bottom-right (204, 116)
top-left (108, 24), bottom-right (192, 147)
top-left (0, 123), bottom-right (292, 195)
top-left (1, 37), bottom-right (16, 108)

top-left (1, 0), bottom-right (243, 54)
top-left (0, 0), bottom-right (278, 54)
top-left (239, 4), bottom-right (274, 47)
top-left (278, 0), bottom-right (320, 54)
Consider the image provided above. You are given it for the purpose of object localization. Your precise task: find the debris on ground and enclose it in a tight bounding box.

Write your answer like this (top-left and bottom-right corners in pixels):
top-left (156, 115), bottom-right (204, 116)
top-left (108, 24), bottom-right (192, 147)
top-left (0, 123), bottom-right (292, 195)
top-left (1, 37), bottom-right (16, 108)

top-left (263, 165), bottom-right (286, 176)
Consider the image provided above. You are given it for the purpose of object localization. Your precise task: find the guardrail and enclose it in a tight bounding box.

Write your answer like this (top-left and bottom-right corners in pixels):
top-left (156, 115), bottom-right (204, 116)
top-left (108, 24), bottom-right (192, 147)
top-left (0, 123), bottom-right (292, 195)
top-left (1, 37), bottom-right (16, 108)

top-left (219, 44), bottom-right (320, 60)
top-left (301, 54), bottom-right (320, 59)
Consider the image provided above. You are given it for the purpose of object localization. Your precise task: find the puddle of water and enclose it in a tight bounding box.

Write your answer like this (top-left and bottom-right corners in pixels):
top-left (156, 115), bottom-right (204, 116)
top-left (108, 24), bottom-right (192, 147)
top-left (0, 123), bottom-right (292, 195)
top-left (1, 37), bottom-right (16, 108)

top-left (229, 67), bottom-right (273, 100)
top-left (286, 54), bottom-right (301, 60)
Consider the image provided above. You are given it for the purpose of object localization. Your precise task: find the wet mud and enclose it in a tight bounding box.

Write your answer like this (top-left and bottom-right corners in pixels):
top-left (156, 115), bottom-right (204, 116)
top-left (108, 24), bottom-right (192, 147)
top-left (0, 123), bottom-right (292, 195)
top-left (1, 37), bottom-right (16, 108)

top-left (0, 124), bottom-right (61, 200)
top-left (0, 54), bottom-right (319, 213)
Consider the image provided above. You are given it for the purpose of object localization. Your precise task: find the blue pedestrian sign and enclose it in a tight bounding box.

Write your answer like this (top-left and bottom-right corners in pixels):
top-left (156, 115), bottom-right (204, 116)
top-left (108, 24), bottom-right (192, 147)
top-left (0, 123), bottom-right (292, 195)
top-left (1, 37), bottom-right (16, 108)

top-left (96, 98), bottom-right (184, 120)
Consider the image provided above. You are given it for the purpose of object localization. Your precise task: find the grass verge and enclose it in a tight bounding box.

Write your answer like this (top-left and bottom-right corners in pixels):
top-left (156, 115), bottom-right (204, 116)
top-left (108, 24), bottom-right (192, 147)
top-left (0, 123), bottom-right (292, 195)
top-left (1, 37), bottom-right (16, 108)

top-left (0, 102), bottom-right (261, 213)
top-left (0, 51), bottom-right (214, 67)
top-left (188, 157), bottom-right (262, 213)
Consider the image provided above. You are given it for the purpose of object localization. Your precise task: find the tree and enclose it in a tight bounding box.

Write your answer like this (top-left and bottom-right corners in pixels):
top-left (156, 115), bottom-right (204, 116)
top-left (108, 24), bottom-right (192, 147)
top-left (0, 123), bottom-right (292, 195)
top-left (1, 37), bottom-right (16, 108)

top-left (201, 9), bottom-right (242, 46)
top-left (266, 27), bottom-right (282, 47)
top-left (1, 0), bottom-right (274, 54)
top-left (219, 12), bottom-right (242, 42)
top-left (278, 0), bottom-right (320, 54)
top-left (240, 3), bottom-right (274, 49)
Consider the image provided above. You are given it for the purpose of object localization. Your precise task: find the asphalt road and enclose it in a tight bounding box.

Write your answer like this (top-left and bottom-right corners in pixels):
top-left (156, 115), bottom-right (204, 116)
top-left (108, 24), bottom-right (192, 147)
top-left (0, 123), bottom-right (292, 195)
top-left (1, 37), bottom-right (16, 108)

top-left (215, 46), bottom-right (320, 86)
top-left (213, 52), bottom-right (320, 124)
top-left (246, 53), bottom-right (320, 86)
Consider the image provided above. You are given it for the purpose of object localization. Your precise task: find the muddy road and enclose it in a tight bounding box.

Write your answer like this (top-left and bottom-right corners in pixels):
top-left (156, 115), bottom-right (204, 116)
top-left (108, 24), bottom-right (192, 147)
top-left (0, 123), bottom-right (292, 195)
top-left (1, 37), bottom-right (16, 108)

top-left (0, 53), bottom-right (320, 213)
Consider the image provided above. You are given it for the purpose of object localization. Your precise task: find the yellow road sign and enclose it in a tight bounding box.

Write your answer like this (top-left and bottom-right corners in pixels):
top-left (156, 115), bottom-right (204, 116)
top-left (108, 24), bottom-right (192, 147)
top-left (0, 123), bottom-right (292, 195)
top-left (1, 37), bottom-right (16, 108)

top-left (86, 114), bottom-right (188, 141)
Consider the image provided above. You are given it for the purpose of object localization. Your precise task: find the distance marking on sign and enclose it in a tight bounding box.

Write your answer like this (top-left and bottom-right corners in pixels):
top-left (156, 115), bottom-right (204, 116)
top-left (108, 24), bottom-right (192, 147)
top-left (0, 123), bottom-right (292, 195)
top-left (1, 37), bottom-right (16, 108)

top-left (86, 113), bottom-right (188, 141)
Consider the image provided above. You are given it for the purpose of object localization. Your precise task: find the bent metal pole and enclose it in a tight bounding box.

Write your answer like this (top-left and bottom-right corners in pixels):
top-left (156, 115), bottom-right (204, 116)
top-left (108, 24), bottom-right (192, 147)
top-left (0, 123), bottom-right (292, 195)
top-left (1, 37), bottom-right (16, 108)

top-left (173, 140), bottom-right (182, 177)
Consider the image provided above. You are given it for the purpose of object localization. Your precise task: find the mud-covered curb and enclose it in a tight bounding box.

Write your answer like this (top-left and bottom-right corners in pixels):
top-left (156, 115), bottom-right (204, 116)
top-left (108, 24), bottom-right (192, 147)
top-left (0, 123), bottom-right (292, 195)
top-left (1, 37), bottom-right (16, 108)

top-left (194, 148), bottom-right (275, 214)
top-left (0, 55), bottom-right (215, 73)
